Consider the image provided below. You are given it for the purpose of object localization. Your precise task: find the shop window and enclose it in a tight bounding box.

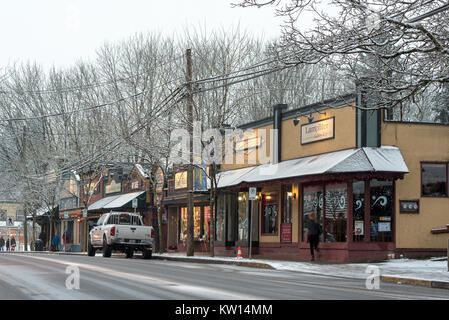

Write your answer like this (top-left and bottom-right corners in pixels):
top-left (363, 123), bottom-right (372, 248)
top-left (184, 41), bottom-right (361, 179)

top-left (353, 181), bottom-right (365, 242)
top-left (325, 183), bottom-right (347, 242)
top-left (180, 207), bottom-right (202, 241)
top-left (302, 186), bottom-right (323, 241)
top-left (216, 195), bottom-right (225, 242)
top-left (226, 194), bottom-right (237, 243)
top-left (238, 192), bottom-right (248, 241)
top-left (370, 179), bottom-right (394, 242)
top-left (262, 193), bottom-right (278, 235)
top-left (203, 206), bottom-right (211, 240)
top-left (421, 163), bottom-right (448, 197)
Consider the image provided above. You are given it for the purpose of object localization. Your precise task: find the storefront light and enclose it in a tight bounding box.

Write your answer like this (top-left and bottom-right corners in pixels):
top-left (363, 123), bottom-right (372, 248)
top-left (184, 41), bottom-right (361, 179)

top-left (265, 195), bottom-right (272, 200)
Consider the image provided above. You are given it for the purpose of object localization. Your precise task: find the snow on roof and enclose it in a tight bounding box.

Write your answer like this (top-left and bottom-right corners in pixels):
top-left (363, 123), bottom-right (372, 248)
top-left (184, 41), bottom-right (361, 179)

top-left (0, 221), bottom-right (22, 227)
top-left (35, 205), bottom-right (57, 217)
top-left (216, 146), bottom-right (409, 188)
top-left (134, 164), bottom-right (150, 178)
top-left (103, 191), bottom-right (145, 209)
top-left (88, 194), bottom-right (122, 211)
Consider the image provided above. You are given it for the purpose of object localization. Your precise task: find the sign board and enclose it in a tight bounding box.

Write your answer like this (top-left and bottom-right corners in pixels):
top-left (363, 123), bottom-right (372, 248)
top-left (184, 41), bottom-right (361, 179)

top-left (6, 216), bottom-right (14, 226)
top-left (248, 187), bottom-right (257, 200)
top-left (64, 211), bottom-right (69, 219)
top-left (399, 200), bottom-right (419, 213)
top-left (132, 198), bottom-right (138, 209)
top-left (175, 171), bottom-right (188, 189)
top-left (82, 209), bottom-right (87, 218)
top-left (301, 117), bottom-right (335, 145)
top-left (281, 223), bottom-right (292, 243)
top-left (354, 220), bottom-right (364, 236)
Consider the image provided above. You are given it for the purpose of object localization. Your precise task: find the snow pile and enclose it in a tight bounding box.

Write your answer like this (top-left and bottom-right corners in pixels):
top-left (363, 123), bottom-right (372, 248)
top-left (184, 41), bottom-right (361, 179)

top-left (154, 253), bottom-right (449, 283)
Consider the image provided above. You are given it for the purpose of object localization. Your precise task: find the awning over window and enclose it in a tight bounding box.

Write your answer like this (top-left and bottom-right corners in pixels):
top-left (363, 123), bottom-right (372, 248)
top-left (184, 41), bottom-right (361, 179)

top-left (88, 191), bottom-right (145, 211)
top-left (216, 146), bottom-right (409, 189)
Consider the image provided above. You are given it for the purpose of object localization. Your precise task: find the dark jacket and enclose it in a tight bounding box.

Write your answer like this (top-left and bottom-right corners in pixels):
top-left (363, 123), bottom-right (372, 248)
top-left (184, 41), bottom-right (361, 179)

top-left (307, 219), bottom-right (322, 236)
top-left (11, 238), bottom-right (16, 246)
top-left (6, 239), bottom-right (10, 247)
top-left (0, 237), bottom-right (4, 246)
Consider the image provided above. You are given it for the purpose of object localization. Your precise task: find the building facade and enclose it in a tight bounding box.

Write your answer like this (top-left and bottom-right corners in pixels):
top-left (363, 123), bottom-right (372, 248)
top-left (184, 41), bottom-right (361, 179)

top-left (165, 92), bottom-right (449, 262)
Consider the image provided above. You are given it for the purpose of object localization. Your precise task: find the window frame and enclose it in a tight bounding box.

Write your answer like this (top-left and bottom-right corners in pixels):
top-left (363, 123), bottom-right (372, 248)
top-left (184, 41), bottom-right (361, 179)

top-left (421, 162), bottom-right (448, 198)
top-left (261, 192), bottom-right (279, 236)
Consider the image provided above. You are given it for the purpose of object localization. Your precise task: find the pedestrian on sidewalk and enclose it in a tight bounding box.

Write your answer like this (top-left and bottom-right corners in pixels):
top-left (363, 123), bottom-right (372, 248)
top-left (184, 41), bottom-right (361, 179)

top-left (306, 213), bottom-right (322, 261)
top-left (10, 236), bottom-right (16, 251)
top-left (0, 236), bottom-right (4, 251)
top-left (52, 233), bottom-right (60, 251)
top-left (6, 237), bottom-right (10, 251)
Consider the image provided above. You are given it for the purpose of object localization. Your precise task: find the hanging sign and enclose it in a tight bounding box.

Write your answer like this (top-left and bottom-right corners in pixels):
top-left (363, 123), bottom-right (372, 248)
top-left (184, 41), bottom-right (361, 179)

top-left (301, 117), bottom-right (335, 145)
top-left (132, 198), bottom-right (138, 209)
top-left (248, 187), bottom-right (257, 201)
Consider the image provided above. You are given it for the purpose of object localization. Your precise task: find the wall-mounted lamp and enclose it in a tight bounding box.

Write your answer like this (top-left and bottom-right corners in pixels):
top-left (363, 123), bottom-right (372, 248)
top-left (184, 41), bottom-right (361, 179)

top-left (293, 118), bottom-right (300, 126)
top-left (287, 192), bottom-right (296, 199)
top-left (308, 114), bottom-right (315, 123)
top-left (265, 195), bottom-right (272, 200)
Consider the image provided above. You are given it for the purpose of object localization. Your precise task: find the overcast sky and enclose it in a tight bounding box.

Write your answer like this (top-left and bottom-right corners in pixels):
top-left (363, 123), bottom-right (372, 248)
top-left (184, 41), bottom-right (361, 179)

top-left (0, 0), bottom-right (283, 71)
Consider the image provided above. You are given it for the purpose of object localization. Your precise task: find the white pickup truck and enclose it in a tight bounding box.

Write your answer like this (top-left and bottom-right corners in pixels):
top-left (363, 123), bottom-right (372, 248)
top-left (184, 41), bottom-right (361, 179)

top-left (88, 211), bottom-right (154, 259)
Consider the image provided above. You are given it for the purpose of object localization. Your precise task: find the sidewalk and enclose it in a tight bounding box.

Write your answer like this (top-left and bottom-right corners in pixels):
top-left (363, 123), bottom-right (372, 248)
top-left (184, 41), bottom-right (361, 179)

top-left (5, 250), bottom-right (449, 289)
top-left (152, 252), bottom-right (449, 290)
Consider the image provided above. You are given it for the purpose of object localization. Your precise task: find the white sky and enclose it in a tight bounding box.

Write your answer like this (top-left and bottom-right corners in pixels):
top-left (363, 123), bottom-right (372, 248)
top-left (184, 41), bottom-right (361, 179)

top-left (0, 0), bottom-right (284, 71)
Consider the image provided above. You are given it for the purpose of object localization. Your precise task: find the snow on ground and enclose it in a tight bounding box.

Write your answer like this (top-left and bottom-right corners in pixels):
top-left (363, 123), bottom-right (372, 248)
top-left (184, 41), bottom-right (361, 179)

top-left (154, 253), bottom-right (449, 283)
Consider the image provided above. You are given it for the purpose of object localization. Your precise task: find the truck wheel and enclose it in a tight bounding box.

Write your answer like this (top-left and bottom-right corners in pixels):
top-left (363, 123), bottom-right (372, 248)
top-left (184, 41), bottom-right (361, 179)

top-left (87, 240), bottom-right (96, 257)
top-left (125, 248), bottom-right (134, 259)
top-left (143, 249), bottom-right (152, 259)
top-left (102, 236), bottom-right (112, 258)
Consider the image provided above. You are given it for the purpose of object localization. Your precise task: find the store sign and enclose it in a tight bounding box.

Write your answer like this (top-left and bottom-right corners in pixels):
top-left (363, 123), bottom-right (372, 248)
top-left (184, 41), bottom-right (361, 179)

top-left (82, 209), bottom-right (87, 218)
top-left (175, 171), bottom-right (187, 189)
top-left (399, 200), bottom-right (419, 214)
top-left (132, 198), bottom-right (138, 209)
top-left (301, 117), bottom-right (335, 145)
top-left (281, 223), bottom-right (292, 243)
top-left (354, 220), bottom-right (364, 236)
top-left (248, 187), bottom-right (257, 200)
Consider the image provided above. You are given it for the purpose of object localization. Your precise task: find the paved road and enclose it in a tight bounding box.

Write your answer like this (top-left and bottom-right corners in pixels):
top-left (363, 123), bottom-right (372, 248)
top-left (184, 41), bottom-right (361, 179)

top-left (0, 252), bottom-right (447, 300)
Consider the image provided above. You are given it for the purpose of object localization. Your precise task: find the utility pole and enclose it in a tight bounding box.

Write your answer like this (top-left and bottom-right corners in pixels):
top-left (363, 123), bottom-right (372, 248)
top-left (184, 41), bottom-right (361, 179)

top-left (186, 48), bottom-right (194, 256)
top-left (22, 126), bottom-right (28, 251)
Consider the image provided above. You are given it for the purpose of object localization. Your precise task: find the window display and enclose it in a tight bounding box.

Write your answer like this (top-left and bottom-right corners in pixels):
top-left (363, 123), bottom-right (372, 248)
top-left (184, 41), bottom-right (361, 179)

top-left (302, 186), bottom-right (323, 241)
top-left (262, 193), bottom-right (278, 234)
top-left (325, 183), bottom-right (347, 242)
top-left (353, 180), bottom-right (365, 242)
top-left (370, 179), bottom-right (393, 242)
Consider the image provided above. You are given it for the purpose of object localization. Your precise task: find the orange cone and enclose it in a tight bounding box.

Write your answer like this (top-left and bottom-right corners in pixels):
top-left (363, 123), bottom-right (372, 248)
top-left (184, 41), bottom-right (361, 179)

top-left (237, 246), bottom-right (243, 259)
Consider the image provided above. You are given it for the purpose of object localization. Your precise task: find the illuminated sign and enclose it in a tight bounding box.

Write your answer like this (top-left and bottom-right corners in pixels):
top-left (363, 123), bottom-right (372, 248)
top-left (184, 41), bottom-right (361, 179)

top-left (301, 117), bottom-right (335, 145)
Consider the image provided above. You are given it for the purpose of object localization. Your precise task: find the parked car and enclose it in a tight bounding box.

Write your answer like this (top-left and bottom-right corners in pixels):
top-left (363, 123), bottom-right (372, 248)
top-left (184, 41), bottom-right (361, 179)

top-left (88, 211), bottom-right (154, 259)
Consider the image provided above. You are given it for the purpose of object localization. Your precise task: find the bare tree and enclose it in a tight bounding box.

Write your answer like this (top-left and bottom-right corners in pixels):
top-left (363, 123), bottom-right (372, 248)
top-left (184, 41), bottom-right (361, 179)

top-left (235, 0), bottom-right (449, 112)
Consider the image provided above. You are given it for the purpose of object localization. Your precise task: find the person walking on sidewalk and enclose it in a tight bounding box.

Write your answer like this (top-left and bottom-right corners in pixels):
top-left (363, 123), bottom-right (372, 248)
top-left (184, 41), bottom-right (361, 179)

top-left (6, 237), bottom-right (10, 251)
top-left (307, 213), bottom-right (322, 261)
top-left (10, 236), bottom-right (16, 251)
top-left (0, 236), bottom-right (4, 251)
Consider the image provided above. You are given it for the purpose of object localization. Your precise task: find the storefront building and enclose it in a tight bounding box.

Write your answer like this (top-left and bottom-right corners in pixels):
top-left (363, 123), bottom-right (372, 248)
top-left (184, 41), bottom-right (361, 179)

top-left (163, 165), bottom-right (211, 252)
top-left (213, 93), bottom-right (449, 262)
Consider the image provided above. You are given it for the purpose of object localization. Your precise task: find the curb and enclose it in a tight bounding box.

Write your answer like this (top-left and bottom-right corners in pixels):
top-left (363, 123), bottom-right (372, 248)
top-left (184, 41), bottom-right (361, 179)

top-left (152, 255), bottom-right (274, 269)
top-left (381, 275), bottom-right (449, 290)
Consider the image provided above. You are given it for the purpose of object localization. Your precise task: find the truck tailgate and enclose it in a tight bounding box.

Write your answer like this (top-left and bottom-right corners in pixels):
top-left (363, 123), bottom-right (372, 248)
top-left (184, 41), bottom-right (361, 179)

top-left (115, 225), bottom-right (152, 241)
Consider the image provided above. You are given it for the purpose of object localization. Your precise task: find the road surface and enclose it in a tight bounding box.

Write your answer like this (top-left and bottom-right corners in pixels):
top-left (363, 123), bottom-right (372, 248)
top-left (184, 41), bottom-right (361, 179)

top-left (0, 252), bottom-right (447, 300)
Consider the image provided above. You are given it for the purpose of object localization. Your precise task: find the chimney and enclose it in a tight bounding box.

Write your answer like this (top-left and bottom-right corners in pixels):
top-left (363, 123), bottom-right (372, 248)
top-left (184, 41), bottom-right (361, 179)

top-left (273, 104), bottom-right (288, 164)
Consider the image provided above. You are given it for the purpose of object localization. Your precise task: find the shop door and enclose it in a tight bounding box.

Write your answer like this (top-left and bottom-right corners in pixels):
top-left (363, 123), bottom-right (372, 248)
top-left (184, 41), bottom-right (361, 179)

top-left (281, 187), bottom-right (293, 243)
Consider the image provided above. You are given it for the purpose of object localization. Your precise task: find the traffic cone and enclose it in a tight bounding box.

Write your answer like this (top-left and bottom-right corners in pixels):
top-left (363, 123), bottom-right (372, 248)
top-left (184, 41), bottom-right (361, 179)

top-left (237, 246), bottom-right (243, 259)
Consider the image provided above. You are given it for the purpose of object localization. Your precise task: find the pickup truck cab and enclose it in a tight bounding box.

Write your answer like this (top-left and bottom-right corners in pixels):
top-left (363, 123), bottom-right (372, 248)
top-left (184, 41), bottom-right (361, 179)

top-left (88, 211), bottom-right (154, 259)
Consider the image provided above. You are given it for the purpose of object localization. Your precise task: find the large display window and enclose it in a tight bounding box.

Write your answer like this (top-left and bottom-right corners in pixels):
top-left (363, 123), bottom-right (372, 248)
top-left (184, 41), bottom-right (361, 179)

top-left (262, 193), bottom-right (278, 235)
top-left (370, 179), bottom-right (394, 242)
top-left (325, 183), bottom-right (347, 242)
top-left (302, 185), bottom-right (323, 241)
